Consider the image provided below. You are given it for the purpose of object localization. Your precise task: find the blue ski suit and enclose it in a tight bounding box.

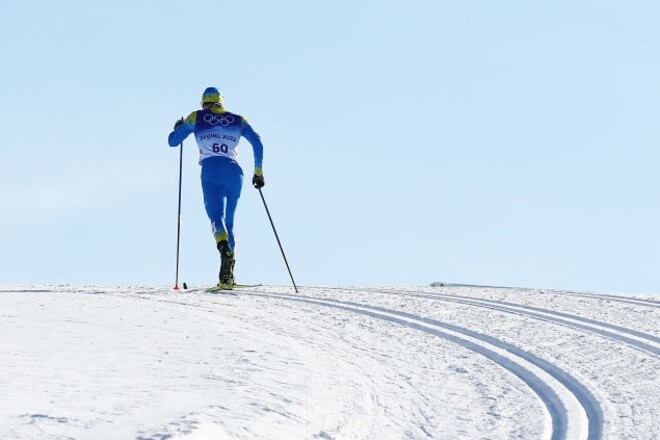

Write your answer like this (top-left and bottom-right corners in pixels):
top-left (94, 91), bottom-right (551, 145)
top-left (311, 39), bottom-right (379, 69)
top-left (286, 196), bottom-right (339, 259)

top-left (168, 105), bottom-right (264, 252)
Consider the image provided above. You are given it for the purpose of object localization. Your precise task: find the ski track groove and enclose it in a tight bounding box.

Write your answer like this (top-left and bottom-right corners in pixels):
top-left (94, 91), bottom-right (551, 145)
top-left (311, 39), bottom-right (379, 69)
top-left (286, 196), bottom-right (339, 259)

top-left (242, 290), bottom-right (605, 440)
top-left (351, 287), bottom-right (660, 358)
top-left (425, 285), bottom-right (660, 309)
top-left (428, 283), bottom-right (660, 308)
top-left (562, 292), bottom-right (660, 309)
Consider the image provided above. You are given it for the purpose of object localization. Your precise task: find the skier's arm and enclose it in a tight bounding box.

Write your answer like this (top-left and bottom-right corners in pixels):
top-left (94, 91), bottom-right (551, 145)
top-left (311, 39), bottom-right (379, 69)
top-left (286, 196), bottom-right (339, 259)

top-left (167, 112), bottom-right (197, 147)
top-left (241, 117), bottom-right (264, 176)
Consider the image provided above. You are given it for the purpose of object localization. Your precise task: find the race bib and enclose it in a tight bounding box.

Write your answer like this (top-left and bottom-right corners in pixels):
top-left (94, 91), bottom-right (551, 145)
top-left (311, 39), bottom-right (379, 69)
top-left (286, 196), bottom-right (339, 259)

top-left (195, 110), bottom-right (243, 163)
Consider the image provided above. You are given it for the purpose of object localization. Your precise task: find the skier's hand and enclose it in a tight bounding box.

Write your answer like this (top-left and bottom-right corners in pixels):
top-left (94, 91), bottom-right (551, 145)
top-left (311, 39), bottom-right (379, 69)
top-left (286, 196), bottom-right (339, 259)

top-left (252, 173), bottom-right (265, 189)
top-left (173, 117), bottom-right (184, 129)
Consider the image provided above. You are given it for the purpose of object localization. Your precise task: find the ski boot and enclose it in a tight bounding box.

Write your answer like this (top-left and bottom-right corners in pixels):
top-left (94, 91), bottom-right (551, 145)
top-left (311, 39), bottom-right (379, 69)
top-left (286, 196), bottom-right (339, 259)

top-left (217, 240), bottom-right (235, 289)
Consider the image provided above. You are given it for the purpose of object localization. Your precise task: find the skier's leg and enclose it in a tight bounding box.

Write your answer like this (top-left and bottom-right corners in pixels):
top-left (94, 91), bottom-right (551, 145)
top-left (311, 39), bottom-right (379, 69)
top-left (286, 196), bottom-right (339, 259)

top-left (202, 181), bottom-right (229, 244)
top-left (223, 172), bottom-right (243, 283)
top-left (201, 159), bottom-right (243, 285)
top-left (202, 181), bottom-right (234, 285)
top-left (224, 172), bottom-right (244, 252)
top-left (217, 240), bottom-right (234, 285)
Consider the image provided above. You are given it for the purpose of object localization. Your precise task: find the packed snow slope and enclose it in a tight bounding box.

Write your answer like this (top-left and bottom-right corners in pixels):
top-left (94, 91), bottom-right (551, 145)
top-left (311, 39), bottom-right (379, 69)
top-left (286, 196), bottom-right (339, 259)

top-left (1, 285), bottom-right (659, 440)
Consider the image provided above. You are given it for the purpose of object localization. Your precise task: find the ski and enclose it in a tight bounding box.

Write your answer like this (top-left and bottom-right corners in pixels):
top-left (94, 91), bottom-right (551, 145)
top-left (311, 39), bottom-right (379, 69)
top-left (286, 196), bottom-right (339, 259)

top-left (206, 284), bottom-right (235, 293)
top-left (204, 283), bottom-right (261, 293)
top-left (171, 284), bottom-right (261, 293)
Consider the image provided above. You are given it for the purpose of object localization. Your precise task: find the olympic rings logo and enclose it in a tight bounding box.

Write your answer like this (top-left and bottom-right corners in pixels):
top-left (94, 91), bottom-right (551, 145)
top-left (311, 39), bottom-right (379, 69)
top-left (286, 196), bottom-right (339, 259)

top-left (203, 113), bottom-right (235, 126)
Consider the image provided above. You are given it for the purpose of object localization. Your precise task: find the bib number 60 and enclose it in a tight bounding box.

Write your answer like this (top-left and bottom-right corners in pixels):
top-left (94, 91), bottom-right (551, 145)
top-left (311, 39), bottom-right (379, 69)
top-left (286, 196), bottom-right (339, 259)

top-left (212, 143), bottom-right (228, 153)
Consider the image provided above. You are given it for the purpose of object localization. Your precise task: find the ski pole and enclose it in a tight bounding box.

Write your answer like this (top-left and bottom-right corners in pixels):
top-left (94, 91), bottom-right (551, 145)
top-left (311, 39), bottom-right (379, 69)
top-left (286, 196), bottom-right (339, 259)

top-left (173, 141), bottom-right (184, 290)
top-left (258, 188), bottom-right (299, 293)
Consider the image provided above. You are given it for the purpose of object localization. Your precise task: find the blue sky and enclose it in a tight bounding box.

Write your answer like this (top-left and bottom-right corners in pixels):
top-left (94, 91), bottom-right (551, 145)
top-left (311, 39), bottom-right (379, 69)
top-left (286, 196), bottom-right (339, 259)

top-left (1, 1), bottom-right (659, 293)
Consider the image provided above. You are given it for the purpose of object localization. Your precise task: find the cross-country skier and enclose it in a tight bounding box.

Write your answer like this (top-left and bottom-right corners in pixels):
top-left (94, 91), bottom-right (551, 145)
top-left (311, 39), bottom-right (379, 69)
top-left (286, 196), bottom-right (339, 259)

top-left (168, 87), bottom-right (264, 288)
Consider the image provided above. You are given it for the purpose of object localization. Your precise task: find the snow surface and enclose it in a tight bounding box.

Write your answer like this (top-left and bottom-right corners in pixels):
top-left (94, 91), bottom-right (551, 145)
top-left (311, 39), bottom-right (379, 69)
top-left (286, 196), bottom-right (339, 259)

top-left (1, 285), bottom-right (658, 439)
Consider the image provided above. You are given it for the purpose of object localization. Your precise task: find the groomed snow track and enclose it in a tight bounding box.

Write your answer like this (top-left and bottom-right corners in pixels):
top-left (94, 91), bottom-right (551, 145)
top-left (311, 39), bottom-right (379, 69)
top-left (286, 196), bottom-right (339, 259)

top-left (242, 289), bottom-right (603, 440)
top-left (2, 285), bottom-right (659, 439)
top-left (359, 287), bottom-right (660, 357)
top-left (560, 292), bottom-right (660, 309)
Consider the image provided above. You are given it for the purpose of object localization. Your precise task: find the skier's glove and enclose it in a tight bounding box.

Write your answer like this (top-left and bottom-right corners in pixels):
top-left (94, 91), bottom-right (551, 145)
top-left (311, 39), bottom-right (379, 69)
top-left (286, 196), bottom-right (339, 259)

top-left (173, 117), bottom-right (184, 129)
top-left (252, 173), bottom-right (265, 189)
